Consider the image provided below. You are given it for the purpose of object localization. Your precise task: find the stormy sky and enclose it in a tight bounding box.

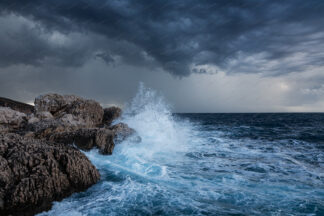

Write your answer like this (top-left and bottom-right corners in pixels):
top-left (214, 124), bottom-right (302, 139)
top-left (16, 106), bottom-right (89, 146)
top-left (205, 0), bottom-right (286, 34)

top-left (0, 0), bottom-right (324, 112)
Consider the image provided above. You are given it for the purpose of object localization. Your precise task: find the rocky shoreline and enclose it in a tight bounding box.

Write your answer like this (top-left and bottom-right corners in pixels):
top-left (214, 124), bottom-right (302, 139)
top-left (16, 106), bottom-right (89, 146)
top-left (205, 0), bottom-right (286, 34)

top-left (0, 94), bottom-right (137, 215)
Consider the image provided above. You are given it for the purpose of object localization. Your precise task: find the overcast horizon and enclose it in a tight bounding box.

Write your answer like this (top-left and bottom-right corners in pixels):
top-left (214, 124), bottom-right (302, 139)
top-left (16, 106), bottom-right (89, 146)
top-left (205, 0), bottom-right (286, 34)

top-left (1, 0), bottom-right (324, 112)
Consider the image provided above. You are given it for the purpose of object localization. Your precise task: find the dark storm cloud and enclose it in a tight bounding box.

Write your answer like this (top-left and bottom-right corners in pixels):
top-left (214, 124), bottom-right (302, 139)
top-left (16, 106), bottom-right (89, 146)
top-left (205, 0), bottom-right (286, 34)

top-left (0, 14), bottom-right (97, 68)
top-left (0, 0), bottom-right (324, 76)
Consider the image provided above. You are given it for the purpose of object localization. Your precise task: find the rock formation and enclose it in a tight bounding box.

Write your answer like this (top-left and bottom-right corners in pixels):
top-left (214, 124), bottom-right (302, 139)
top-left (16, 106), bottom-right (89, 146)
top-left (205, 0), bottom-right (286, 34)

top-left (0, 107), bottom-right (27, 132)
top-left (0, 93), bottom-right (139, 215)
top-left (109, 122), bottom-right (138, 143)
top-left (34, 94), bottom-right (104, 128)
top-left (0, 133), bottom-right (100, 216)
top-left (48, 128), bottom-right (115, 155)
top-left (103, 106), bottom-right (122, 126)
top-left (0, 97), bottom-right (34, 114)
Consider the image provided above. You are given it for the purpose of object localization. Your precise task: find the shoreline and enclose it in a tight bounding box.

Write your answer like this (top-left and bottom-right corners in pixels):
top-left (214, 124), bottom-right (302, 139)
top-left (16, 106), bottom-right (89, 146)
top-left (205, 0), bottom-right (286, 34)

top-left (0, 94), bottom-right (137, 215)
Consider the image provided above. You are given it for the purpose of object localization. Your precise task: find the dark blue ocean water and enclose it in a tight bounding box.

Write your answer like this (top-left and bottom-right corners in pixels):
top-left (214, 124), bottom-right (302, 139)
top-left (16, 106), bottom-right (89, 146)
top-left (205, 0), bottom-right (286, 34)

top-left (39, 87), bottom-right (324, 216)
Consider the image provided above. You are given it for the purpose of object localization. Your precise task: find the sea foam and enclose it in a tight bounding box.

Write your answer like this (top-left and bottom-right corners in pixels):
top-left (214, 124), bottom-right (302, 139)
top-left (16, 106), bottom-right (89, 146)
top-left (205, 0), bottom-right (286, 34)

top-left (38, 84), bottom-right (324, 216)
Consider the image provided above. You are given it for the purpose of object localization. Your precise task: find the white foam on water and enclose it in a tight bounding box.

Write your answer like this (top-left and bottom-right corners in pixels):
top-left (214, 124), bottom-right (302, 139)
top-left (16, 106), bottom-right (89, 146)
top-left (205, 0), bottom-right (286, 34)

top-left (38, 83), bottom-right (324, 216)
top-left (104, 82), bottom-right (192, 179)
top-left (38, 83), bottom-right (198, 216)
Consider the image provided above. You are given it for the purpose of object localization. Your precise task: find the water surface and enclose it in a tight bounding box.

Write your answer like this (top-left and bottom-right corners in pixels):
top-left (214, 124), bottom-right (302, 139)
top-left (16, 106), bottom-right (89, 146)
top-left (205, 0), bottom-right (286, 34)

top-left (38, 86), bottom-right (324, 216)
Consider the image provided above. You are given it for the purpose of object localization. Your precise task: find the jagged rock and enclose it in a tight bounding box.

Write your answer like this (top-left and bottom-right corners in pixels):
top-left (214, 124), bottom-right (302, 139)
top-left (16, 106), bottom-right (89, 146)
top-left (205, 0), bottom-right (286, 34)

top-left (109, 122), bottom-right (136, 142)
top-left (0, 125), bottom-right (7, 133)
top-left (35, 94), bottom-right (104, 128)
top-left (34, 94), bottom-right (78, 114)
top-left (0, 133), bottom-right (100, 216)
top-left (0, 97), bottom-right (34, 114)
top-left (26, 93), bottom-right (106, 138)
top-left (49, 128), bottom-right (115, 155)
top-left (0, 107), bottom-right (27, 132)
top-left (36, 111), bottom-right (53, 120)
top-left (25, 112), bottom-right (53, 126)
top-left (56, 99), bottom-right (104, 127)
top-left (27, 115), bottom-right (40, 124)
top-left (59, 113), bottom-right (88, 127)
top-left (103, 106), bottom-right (122, 126)
top-left (0, 94), bottom-right (140, 215)
top-left (26, 119), bottom-right (79, 139)
top-left (95, 129), bottom-right (115, 154)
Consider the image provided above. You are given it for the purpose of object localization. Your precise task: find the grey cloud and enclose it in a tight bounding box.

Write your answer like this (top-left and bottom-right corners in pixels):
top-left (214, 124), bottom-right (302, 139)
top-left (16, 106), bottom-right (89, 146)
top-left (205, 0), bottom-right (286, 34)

top-left (0, 0), bottom-right (324, 76)
top-left (0, 14), bottom-right (99, 67)
top-left (0, 13), bottom-right (156, 70)
top-left (0, 0), bottom-right (324, 113)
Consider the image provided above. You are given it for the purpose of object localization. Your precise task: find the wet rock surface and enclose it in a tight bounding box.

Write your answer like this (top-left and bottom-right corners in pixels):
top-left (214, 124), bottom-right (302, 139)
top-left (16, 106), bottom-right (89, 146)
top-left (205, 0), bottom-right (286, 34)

top-left (0, 133), bottom-right (100, 216)
top-left (103, 106), bottom-right (122, 126)
top-left (109, 122), bottom-right (139, 143)
top-left (49, 128), bottom-right (115, 155)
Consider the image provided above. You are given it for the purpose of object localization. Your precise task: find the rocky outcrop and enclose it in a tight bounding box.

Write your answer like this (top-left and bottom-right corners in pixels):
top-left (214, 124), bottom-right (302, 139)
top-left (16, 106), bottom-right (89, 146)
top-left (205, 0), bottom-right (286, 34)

top-left (0, 133), bottom-right (100, 216)
top-left (0, 93), bottom-right (139, 215)
top-left (0, 97), bottom-right (34, 114)
top-left (35, 111), bottom-right (53, 120)
top-left (35, 94), bottom-right (104, 128)
top-left (109, 122), bottom-right (137, 143)
top-left (103, 106), bottom-right (122, 126)
top-left (26, 119), bottom-right (78, 139)
top-left (49, 128), bottom-right (115, 155)
top-left (34, 94), bottom-right (77, 114)
top-left (24, 93), bottom-right (106, 139)
top-left (0, 107), bottom-right (27, 132)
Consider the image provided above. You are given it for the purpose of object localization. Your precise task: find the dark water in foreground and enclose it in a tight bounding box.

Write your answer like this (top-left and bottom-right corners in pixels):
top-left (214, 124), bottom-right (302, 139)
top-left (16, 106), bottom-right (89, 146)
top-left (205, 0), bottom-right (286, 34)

top-left (38, 88), bottom-right (324, 216)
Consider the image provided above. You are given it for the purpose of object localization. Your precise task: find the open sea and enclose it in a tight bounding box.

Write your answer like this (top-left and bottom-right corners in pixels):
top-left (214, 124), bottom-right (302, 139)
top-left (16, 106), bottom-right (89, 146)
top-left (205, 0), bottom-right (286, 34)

top-left (38, 86), bottom-right (324, 216)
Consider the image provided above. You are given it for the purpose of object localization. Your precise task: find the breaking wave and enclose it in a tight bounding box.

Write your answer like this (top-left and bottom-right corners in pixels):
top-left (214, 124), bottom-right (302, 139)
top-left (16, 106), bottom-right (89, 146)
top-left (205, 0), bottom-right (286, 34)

top-left (38, 84), bottom-right (324, 216)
